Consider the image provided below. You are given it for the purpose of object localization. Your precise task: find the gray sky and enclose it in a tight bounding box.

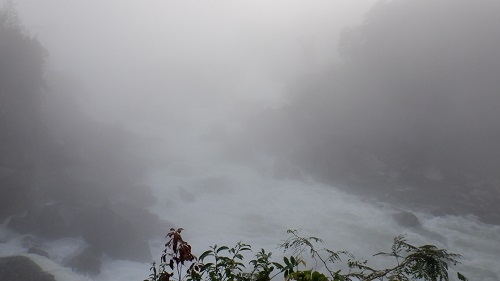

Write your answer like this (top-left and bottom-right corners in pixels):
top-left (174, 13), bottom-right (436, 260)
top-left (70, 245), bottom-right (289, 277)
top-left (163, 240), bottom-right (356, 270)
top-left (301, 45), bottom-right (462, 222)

top-left (15, 0), bottom-right (376, 128)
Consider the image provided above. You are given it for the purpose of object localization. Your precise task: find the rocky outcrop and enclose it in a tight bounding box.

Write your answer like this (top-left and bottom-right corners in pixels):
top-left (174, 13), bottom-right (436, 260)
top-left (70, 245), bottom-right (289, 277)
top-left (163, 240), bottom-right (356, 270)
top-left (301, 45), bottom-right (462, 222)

top-left (7, 200), bottom-right (171, 263)
top-left (0, 256), bottom-right (55, 281)
top-left (79, 204), bottom-right (153, 262)
top-left (8, 203), bottom-right (80, 239)
top-left (0, 4), bottom-right (167, 272)
top-left (307, 155), bottom-right (500, 225)
top-left (64, 246), bottom-right (102, 276)
top-left (28, 247), bottom-right (50, 259)
top-left (392, 211), bottom-right (421, 228)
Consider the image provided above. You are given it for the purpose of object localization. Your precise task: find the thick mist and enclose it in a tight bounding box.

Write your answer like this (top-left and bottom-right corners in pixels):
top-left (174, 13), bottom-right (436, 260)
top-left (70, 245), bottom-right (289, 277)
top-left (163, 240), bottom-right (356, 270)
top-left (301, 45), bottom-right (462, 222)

top-left (17, 0), bottom-right (375, 126)
top-left (240, 0), bottom-right (500, 224)
top-left (1, 1), bottom-right (500, 281)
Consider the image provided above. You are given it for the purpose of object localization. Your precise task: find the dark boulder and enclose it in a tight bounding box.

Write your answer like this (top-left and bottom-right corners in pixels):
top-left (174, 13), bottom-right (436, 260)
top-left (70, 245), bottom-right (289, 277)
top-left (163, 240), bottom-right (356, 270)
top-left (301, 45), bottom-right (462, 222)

top-left (110, 202), bottom-right (171, 238)
top-left (21, 235), bottom-right (38, 248)
top-left (7, 203), bottom-right (80, 239)
top-left (0, 256), bottom-right (55, 281)
top-left (28, 247), bottom-right (50, 259)
top-left (7, 200), bottom-right (166, 263)
top-left (33, 204), bottom-right (78, 238)
top-left (79, 204), bottom-right (152, 262)
top-left (7, 215), bottom-right (33, 234)
top-left (64, 246), bottom-right (102, 276)
top-left (392, 211), bottom-right (421, 228)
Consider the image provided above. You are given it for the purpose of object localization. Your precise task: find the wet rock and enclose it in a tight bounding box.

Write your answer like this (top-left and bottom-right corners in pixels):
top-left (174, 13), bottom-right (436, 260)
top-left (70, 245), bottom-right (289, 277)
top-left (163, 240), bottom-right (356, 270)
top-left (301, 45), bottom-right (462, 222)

top-left (65, 246), bottom-right (102, 276)
top-left (21, 235), bottom-right (38, 248)
top-left (79, 204), bottom-right (152, 262)
top-left (0, 256), bottom-right (55, 281)
top-left (7, 215), bottom-right (33, 234)
top-left (7, 203), bottom-right (79, 239)
top-left (8, 201), bottom-right (162, 263)
top-left (28, 247), bottom-right (50, 259)
top-left (33, 204), bottom-right (78, 238)
top-left (392, 211), bottom-right (421, 228)
top-left (111, 202), bottom-right (171, 238)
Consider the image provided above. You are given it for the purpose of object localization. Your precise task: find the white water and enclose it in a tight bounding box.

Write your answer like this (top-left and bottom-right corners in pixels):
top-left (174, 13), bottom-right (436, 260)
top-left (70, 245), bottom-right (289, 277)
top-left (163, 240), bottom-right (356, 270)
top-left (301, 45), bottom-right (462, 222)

top-left (142, 130), bottom-right (500, 281)
top-left (1, 132), bottom-right (499, 281)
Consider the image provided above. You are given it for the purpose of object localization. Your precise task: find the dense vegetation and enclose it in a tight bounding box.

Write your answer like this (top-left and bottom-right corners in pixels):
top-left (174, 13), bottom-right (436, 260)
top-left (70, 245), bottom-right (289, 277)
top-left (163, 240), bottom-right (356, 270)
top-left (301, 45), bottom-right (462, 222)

top-left (145, 228), bottom-right (467, 281)
top-left (0, 2), bottom-right (46, 218)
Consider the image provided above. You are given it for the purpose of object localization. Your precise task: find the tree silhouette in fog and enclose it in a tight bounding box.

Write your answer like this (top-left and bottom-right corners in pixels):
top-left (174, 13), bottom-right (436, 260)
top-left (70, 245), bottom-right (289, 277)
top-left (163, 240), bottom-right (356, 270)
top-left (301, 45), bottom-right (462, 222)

top-left (0, 2), bottom-right (47, 218)
top-left (245, 0), bottom-right (500, 224)
top-left (0, 4), bottom-right (166, 267)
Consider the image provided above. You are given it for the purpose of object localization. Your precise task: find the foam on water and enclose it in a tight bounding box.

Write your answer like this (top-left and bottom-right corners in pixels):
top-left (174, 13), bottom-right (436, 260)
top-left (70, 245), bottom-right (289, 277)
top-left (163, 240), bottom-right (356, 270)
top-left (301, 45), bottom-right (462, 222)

top-left (424, 215), bottom-right (500, 280)
top-left (0, 225), bottom-right (92, 281)
top-left (95, 259), bottom-right (150, 281)
top-left (27, 253), bottom-right (92, 281)
top-left (0, 224), bottom-right (27, 256)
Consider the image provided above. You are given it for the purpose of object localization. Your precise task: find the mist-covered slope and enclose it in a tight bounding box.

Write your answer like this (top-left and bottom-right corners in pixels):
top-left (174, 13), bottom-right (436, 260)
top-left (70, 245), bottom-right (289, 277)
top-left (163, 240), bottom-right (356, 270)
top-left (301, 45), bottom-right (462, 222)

top-left (0, 4), bottom-right (168, 275)
top-left (242, 0), bottom-right (500, 224)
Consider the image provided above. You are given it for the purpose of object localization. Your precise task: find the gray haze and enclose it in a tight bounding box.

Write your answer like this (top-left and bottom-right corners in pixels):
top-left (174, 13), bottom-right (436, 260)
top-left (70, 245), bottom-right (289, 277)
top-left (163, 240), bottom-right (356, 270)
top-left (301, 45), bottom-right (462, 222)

top-left (17, 0), bottom-right (375, 126)
top-left (1, 0), bottom-right (500, 280)
top-left (237, 0), bottom-right (500, 223)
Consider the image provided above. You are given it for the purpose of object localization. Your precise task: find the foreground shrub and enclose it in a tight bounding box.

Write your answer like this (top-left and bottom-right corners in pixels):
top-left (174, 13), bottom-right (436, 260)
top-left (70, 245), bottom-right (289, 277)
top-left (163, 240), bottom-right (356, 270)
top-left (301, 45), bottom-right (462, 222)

top-left (145, 228), bottom-right (467, 281)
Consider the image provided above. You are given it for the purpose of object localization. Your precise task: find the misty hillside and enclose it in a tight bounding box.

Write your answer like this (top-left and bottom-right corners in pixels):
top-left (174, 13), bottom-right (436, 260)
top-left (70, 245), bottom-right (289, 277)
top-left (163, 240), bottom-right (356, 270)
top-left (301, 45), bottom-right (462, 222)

top-left (0, 4), bottom-right (168, 272)
top-left (241, 0), bottom-right (500, 224)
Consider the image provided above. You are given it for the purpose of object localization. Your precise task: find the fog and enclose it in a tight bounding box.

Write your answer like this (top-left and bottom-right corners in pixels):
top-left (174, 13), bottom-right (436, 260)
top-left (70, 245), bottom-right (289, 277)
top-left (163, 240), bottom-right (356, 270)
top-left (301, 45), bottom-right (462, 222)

top-left (18, 0), bottom-right (373, 125)
top-left (1, 0), bottom-right (500, 280)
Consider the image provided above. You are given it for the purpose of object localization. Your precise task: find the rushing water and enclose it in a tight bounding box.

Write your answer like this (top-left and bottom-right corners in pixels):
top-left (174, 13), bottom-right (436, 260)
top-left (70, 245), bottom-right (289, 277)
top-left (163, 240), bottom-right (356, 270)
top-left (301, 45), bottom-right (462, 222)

top-left (1, 132), bottom-right (499, 281)
top-left (145, 155), bottom-right (500, 280)
top-left (144, 130), bottom-right (500, 281)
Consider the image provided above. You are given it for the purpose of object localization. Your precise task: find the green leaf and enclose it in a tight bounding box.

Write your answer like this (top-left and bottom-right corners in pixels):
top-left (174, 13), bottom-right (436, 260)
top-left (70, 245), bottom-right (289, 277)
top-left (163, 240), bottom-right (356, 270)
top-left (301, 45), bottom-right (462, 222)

top-left (199, 250), bottom-right (212, 261)
top-left (457, 272), bottom-right (468, 281)
top-left (200, 263), bottom-right (214, 272)
top-left (217, 246), bottom-right (229, 253)
top-left (272, 262), bottom-right (284, 270)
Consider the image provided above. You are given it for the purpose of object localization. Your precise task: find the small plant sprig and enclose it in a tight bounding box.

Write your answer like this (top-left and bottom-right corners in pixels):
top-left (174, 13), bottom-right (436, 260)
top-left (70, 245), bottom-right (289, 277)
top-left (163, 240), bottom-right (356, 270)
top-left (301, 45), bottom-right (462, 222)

top-left (146, 228), bottom-right (199, 281)
top-left (195, 242), bottom-right (251, 281)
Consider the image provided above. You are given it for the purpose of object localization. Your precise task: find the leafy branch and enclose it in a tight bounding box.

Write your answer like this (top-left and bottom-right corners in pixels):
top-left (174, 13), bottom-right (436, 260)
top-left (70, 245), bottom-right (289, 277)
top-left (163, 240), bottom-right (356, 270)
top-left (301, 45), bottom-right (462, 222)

top-left (280, 231), bottom-right (467, 281)
top-left (145, 229), bottom-right (468, 281)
